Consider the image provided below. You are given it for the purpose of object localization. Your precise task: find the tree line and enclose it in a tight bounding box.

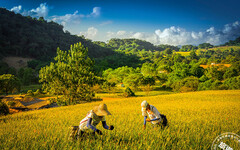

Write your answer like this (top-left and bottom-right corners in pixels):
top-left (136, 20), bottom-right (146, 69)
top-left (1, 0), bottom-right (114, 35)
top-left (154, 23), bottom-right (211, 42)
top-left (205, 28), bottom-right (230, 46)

top-left (1, 42), bottom-right (240, 104)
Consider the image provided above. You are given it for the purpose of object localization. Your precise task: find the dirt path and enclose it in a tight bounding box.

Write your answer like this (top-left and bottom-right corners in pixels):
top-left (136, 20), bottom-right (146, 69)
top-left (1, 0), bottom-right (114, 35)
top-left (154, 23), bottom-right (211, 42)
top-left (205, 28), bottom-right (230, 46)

top-left (20, 99), bottom-right (44, 106)
top-left (4, 95), bottom-right (123, 112)
top-left (26, 100), bottom-right (50, 109)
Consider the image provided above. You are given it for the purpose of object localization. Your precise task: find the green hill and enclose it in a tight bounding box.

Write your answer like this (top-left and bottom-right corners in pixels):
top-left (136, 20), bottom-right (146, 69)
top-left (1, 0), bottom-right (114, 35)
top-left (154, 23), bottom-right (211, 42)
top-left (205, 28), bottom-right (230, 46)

top-left (0, 8), bottom-right (114, 60)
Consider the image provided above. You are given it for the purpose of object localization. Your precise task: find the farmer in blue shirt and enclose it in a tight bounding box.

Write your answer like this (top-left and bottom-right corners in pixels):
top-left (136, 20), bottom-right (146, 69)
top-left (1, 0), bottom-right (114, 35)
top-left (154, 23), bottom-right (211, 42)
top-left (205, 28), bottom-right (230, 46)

top-left (77, 104), bottom-right (114, 137)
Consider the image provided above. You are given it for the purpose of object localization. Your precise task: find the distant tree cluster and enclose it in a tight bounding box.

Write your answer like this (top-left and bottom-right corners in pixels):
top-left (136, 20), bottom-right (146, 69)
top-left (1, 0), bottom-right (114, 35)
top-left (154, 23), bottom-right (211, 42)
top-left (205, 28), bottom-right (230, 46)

top-left (180, 45), bottom-right (198, 52)
top-left (198, 43), bottom-right (214, 49)
top-left (157, 44), bottom-right (180, 51)
top-left (102, 66), bottom-right (156, 91)
top-left (102, 47), bottom-right (240, 92)
top-left (223, 37), bottom-right (240, 46)
top-left (107, 38), bottom-right (157, 51)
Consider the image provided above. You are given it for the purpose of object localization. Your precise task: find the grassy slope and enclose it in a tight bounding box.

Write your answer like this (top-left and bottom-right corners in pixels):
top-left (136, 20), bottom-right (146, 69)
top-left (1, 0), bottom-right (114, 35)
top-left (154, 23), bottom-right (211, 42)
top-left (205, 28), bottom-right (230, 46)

top-left (0, 90), bottom-right (240, 149)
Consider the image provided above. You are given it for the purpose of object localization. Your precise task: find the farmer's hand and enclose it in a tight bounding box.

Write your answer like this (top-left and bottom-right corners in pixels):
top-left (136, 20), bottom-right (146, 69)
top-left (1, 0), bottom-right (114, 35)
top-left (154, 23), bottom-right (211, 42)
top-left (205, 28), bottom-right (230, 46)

top-left (96, 129), bottom-right (103, 135)
top-left (109, 125), bottom-right (114, 130)
top-left (143, 125), bottom-right (146, 130)
top-left (146, 118), bottom-right (151, 122)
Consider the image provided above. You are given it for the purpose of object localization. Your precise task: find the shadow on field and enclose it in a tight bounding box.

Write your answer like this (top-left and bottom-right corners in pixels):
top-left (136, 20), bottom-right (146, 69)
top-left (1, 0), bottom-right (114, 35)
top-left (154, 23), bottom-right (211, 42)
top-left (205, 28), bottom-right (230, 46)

top-left (104, 135), bottom-right (138, 145)
top-left (73, 134), bottom-right (136, 145)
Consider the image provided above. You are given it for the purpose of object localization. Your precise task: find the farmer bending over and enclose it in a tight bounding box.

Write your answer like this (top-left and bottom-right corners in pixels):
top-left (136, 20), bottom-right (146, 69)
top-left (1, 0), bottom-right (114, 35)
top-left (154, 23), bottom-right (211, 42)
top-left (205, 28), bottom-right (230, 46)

top-left (77, 104), bottom-right (114, 138)
top-left (141, 100), bottom-right (164, 129)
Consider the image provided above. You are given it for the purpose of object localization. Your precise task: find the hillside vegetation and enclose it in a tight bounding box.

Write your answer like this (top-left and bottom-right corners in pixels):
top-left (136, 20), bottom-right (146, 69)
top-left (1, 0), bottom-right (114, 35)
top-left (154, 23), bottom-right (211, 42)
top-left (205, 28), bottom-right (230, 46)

top-left (0, 90), bottom-right (239, 149)
top-left (0, 8), bottom-right (114, 60)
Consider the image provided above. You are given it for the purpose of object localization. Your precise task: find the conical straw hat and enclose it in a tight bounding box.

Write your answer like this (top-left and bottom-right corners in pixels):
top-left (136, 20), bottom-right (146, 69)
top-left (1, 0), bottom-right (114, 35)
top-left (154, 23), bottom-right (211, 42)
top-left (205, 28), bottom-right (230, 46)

top-left (141, 100), bottom-right (148, 108)
top-left (93, 104), bottom-right (111, 116)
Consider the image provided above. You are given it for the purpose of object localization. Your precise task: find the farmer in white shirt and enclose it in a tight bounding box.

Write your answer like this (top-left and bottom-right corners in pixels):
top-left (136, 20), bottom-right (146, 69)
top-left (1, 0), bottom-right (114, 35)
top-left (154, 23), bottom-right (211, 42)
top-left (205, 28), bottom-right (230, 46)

top-left (77, 103), bottom-right (114, 138)
top-left (141, 100), bottom-right (164, 129)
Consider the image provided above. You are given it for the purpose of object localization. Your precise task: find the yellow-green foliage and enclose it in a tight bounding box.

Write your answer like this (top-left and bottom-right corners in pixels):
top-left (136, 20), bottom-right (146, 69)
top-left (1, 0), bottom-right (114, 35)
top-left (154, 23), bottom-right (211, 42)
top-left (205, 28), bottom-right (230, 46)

top-left (0, 90), bottom-right (240, 149)
top-left (176, 46), bottom-right (240, 57)
top-left (175, 51), bottom-right (190, 56)
top-left (207, 46), bottom-right (240, 51)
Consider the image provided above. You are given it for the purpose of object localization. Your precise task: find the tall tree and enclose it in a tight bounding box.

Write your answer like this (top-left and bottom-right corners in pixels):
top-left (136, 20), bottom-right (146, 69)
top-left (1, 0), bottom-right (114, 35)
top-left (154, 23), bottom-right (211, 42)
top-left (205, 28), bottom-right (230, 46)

top-left (39, 43), bottom-right (97, 105)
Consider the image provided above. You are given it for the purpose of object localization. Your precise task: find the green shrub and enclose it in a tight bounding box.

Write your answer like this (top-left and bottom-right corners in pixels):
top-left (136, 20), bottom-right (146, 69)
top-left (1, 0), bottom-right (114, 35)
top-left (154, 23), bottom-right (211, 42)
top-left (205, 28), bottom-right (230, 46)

top-left (223, 75), bottom-right (240, 89)
top-left (0, 102), bottom-right (9, 115)
top-left (171, 76), bottom-right (199, 92)
top-left (179, 86), bottom-right (194, 93)
top-left (198, 79), bottom-right (227, 90)
top-left (123, 87), bottom-right (135, 97)
top-left (49, 98), bottom-right (57, 104)
top-left (198, 79), bottom-right (214, 90)
top-left (26, 90), bottom-right (34, 96)
top-left (7, 101), bottom-right (16, 107)
top-left (33, 89), bottom-right (42, 95)
top-left (199, 75), bottom-right (209, 82)
top-left (56, 98), bottom-right (68, 106)
top-left (211, 80), bottom-right (223, 90)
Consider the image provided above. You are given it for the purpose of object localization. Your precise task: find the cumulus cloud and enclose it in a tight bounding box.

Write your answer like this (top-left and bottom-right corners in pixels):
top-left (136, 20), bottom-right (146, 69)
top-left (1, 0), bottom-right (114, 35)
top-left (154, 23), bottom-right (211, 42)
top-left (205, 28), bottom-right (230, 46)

top-left (105, 21), bottom-right (240, 45)
top-left (88, 7), bottom-right (101, 17)
top-left (117, 31), bottom-right (127, 36)
top-left (10, 3), bottom-right (49, 18)
top-left (10, 3), bottom-right (100, 28)
top-left (51, 7), bottom-right (101, 26)
top-left (51, 10), bottom-right (84, 26)
top-left (11, 5), bottom-right (22, 13)
top-left (29, 3), bottom-right (49, 18)
top-left (79, 27), bottom-right (98, 39)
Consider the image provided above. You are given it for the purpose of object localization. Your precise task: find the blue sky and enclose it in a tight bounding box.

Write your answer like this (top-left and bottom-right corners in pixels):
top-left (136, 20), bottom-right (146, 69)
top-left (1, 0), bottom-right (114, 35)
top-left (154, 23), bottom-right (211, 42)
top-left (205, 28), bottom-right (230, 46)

top-left (1, 0), bottom-right (240, 45)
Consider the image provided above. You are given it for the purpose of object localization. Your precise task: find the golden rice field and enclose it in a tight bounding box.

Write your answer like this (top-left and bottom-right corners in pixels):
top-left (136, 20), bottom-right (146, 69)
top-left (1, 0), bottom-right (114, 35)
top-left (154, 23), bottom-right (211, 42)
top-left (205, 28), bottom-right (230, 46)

top-left (0, 90), bottom-right (240, 149)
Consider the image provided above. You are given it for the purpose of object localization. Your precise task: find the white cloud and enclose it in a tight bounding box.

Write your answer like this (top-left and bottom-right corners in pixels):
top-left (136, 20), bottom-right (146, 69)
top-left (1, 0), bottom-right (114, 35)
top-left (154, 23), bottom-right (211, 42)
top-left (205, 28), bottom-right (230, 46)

top-left (51, 10), bottom-right (84, 26)
top-left (11, 5), bottom-right (22, 13)
top-left (10, 4), bottom-right (100, 28)
top-left (79, 27), bottom-right (98, 39)
top-left (51, 7), bottom-right (101, 27)
top-left (29, 3), bottom-right (49, 18)
top-left (10, 3), bottom-right (49, 18)
top-left (88, 7), bottom-right (101, 17)
top-left (106, 31), bottom-right (115, 38)
top-left (117, 31), bottom-right (126, 36)
top-left (105, 21), bottom-right (240, 45)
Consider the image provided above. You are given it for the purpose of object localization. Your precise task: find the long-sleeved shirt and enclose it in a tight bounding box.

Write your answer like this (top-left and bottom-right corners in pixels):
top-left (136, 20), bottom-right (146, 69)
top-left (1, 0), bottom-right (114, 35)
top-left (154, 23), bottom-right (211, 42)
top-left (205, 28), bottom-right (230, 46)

top-left (142, 105), bottom-right (162, 125)
top-left (86, 118), bottom-right (109, 131)
top-left (79, 110), bottom-right (109, 131)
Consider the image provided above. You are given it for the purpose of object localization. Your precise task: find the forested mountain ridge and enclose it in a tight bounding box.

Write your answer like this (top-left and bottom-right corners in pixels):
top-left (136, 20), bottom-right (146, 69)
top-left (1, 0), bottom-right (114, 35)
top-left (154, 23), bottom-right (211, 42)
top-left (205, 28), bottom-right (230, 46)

top-left (106, 38), bottom-right (180, 52)
top-left (223, 37), bottom-right (240, 46)
top-left (0, 8), bottom-right (114, 60)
